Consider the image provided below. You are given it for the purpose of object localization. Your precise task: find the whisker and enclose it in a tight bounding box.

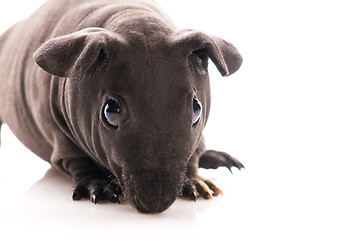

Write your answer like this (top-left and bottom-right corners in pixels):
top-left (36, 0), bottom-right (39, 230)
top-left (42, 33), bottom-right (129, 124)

top-left (103, 177), bottom-right (119, 193)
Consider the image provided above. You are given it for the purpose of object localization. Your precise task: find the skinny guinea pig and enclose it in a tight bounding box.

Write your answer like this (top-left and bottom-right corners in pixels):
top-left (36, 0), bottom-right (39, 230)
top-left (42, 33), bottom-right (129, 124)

top-left (0, 0), bottom-right (243, 213)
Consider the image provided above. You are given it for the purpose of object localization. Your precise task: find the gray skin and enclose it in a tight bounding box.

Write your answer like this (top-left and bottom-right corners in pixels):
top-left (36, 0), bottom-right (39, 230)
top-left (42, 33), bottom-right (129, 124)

top-left (0, 0), bottom-right (243, 213)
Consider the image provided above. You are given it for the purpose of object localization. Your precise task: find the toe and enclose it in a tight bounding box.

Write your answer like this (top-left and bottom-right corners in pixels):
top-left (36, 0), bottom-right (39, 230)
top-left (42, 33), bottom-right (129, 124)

top-left (194, 178), bottom-right (213, 200)
top-left (72, 185), bottom-right (89, 201)
top-left (218, 151), bottom-right (245, 170)
top-left (72, 190), bottom-right (83, 201)
top-left (91, 194), bottom-right (98, 204)
top-left (181, 182), bottom-right (198, 201)
top-left (182, 177), bottom-right (224, 200)
top-left (72, 177), bottom-right (122, 204)
top-left (109, 193), bottom-right (121, 204)
top-left (203, 180), bottom-right (223, 196)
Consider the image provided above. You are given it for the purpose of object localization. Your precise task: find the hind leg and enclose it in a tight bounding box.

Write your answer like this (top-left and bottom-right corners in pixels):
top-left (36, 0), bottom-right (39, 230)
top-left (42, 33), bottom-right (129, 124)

top-left (199, 150), bottom-right (244, 172)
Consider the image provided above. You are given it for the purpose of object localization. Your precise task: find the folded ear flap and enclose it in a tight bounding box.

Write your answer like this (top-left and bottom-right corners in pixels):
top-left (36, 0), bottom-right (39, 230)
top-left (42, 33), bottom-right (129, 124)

top-left (175, 30), bottom-right (243, 76)
top-left (207, 34), bottom-right (243, 76)
top-left (33, 27), bottom-right (123, 78)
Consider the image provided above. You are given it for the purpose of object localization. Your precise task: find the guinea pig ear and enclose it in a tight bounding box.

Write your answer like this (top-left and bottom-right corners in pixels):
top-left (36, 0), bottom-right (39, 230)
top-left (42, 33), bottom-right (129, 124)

top-left (33, 27), bottom-right (123, 78)
top-left (175, 29), bottom-right (243, 76)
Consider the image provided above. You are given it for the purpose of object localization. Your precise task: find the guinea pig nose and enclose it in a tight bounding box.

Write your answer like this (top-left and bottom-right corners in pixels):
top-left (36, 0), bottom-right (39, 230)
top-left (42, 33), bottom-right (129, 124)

top-left (192, 98), bottom-right (202, 126)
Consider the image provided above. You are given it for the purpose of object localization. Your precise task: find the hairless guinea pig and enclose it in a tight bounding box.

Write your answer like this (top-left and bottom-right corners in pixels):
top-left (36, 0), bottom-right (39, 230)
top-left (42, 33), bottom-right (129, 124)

top-left (0, 0), bottom-right (243, 213)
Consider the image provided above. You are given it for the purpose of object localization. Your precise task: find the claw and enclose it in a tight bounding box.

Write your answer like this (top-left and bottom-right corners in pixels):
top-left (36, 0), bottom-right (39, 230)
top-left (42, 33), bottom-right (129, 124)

top-left (206, 192), bottom-right (213, 200)
top-left (190, 191), bottom-right (197, 202)
top-left (195, 178), bottom-right (214, 200)
top-left (91, 194), bottom-right (98, 204)
top-left (203, 180), bottom-right (222, 196)
top-left (183, 177), bottom-right (223, 201)
top-left (72, 177), bottom-right (122, 204)
top-left (72, 191), bottom-right (81, 201)
top-left (116, 186), bottom-right (123, 195)
top-left (110, 194), bottom-right (120, 204)
top-left (215, 189), bottom-right (223, 196)
top-left (225, 165), bottom-right (233, 174)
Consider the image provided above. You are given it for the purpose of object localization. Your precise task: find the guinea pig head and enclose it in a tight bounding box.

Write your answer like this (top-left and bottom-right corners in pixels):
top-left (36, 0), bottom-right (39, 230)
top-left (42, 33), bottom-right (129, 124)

top-left (33, 27), bottom-right (242, 213)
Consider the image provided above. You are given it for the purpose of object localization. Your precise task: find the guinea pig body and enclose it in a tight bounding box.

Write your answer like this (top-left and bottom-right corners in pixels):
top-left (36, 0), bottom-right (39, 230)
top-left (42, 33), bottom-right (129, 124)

top-left (0, 0), bottom-right (243, 213)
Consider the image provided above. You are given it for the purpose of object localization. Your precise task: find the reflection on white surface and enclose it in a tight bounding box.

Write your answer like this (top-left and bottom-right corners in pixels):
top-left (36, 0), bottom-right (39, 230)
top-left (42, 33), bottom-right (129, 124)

top-left (1, 120), bottom-right (361, 239)
top-left (0, 126), bottom-right (245, 239)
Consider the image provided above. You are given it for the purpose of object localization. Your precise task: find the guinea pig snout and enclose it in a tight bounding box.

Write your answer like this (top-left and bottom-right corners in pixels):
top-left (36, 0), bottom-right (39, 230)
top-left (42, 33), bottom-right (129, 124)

top-left (126, 170), bottom-right (183, 213)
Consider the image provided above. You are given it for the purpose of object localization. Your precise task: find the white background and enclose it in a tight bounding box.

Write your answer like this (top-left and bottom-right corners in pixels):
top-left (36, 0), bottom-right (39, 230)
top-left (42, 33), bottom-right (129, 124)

top-left (1, 0), bottom-right (361, 239)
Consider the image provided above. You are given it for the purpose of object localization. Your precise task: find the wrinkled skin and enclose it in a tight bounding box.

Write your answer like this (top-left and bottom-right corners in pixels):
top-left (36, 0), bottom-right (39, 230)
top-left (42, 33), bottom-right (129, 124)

top-left (0, 0), bottom-right (243, 213)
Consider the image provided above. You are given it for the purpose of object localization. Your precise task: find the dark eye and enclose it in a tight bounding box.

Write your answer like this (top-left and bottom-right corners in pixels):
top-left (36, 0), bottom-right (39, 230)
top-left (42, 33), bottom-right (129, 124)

top-left (104, 100), bottom-right (120, 127)
top-left (192, 98), bottom-right (202, 125)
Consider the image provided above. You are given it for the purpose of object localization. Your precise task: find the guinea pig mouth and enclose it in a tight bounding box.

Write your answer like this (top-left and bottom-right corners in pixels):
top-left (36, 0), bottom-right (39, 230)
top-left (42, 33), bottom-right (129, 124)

top-left (123, 170), bottom-right (185, 213)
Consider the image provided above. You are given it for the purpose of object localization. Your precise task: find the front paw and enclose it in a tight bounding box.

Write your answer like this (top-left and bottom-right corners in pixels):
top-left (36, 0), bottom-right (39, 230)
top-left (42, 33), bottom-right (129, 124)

top-left (72, 176), bottom-right (122, 204)
top-left (199, 150), bottom-right (244, 172)
top-left (181, 177), bottom-right (223, 201)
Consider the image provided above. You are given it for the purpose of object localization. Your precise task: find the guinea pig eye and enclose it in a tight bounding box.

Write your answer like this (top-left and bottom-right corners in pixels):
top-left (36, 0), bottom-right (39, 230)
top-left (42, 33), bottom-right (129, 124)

top-left (192, 98), bottom-right (202, 125)
top-left (104, 100), bottom-right (120, 127)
